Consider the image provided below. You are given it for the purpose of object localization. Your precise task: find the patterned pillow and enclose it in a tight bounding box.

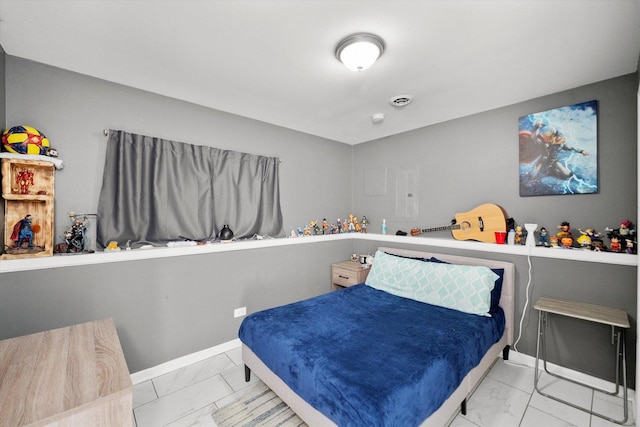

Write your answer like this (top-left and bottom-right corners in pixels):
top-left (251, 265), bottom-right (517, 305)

top-left (428, 257), bottom-right (504, 314)
top-left (365, 250), bottom-right (498, 316)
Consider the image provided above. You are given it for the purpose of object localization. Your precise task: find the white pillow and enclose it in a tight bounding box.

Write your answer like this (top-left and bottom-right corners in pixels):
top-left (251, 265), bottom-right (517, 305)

top-left (365, 250), bottom-right (498, 316)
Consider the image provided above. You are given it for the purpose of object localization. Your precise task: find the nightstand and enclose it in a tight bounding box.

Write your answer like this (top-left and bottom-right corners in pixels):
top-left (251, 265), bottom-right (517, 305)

top-left (331, 260), bottom-right (370, 291)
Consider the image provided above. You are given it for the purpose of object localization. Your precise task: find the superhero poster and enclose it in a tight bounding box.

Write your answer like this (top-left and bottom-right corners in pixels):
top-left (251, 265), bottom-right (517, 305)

top-left (519, 100), bottom-right (598, 196)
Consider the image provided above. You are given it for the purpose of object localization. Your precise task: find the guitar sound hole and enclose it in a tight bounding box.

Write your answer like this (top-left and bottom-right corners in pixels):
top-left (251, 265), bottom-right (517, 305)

top-left (460, 221), bottom-right (472, 231)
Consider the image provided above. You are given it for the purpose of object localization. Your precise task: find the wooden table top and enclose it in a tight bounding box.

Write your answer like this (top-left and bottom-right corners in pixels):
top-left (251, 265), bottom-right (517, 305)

top-left (534, 296), bottom-right (630, 329)
top-left (0, 318), bottom-right (131, 426)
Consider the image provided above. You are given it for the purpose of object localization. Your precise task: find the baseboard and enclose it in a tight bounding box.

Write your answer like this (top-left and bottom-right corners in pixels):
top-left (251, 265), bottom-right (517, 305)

top-left (505, 349), bottom-right (635, 400)
top-left (130, 340), bottom-right (635, 404)
top-left (130, 338), bottom-right (242, 385)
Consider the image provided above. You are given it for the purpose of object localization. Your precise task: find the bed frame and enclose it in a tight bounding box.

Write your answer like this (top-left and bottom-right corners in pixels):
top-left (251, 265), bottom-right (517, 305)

top-left (242, 246), bottom-right (515, 426)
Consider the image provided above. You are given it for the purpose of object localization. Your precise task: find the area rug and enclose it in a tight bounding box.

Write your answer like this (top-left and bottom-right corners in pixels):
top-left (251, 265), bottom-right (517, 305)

top-left (212, 382), bottom-right (307, 427)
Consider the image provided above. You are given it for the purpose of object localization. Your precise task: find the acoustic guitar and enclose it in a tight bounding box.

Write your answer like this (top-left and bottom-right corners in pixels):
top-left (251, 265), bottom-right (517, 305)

top-left (410, 203), bottom-right (508, 243)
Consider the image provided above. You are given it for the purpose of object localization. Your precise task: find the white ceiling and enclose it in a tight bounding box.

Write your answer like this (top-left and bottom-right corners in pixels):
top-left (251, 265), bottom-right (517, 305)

top-left (1, 0), bottom-right (639, 145)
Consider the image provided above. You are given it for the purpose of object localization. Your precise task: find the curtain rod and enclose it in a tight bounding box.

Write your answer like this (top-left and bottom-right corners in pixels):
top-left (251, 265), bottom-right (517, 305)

top-left (102, 129), bottom-right (281, 162)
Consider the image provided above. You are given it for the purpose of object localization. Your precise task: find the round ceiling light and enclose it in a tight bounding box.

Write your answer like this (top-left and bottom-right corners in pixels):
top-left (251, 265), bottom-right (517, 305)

top-left (335, 33), bottom-right (384, 72)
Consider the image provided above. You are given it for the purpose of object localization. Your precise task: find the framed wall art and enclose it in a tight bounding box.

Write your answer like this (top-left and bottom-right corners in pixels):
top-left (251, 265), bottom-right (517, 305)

top-left (518, 100), bottom-right (598, 196)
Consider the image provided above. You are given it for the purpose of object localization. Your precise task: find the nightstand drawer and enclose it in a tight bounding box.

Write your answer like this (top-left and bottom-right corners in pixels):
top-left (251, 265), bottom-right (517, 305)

top-left (332, 268), bottom-right (360, 287)
top-left (331, 261), bottom-right (370, 290)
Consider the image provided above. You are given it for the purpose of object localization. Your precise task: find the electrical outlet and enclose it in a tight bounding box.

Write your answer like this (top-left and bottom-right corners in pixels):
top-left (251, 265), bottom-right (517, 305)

top-left (234, 307), bottom-right (247, 318)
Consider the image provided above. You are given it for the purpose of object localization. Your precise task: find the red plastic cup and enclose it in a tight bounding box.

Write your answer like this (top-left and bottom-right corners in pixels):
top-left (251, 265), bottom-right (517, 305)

top-left (495, 231), bottom-right (507, 244)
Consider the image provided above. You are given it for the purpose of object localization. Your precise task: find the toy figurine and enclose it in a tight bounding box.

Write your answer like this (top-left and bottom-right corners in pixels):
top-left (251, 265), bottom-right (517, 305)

top-left (309, 220), bottom-right (320, 235)
top-left (610, 235), bottom-right (622, 252)
top-left (579, 228), bottom-right (601, 240)
top-left (105, 241), bottom-right (120, 251)
top-left (557, 221), bottom-right (573, 248)
top-left (549, 234), bottom-right (559, 247)
top-left (514, 226), bottom-right (523, 245)
top-left (347, 214), bottom-right (355, 232)
top-left (354, 217), bottom-right (361, 232)
top-left (16, 169), bottom-right (34, 194)
top-left (575, 233), bottom-right (591, 250)
top-left (576, 228), bottom-right (601, 251)
top-left (538, 227), bottom-right (549, 246)
top-left (329, 222), bottom-right (337, 234)
top-left (605, 220), bottom-right (636, 253)
top-left (322, 218), bottom-right (329, 234)
top-left (361, 216), bottom-right (369, 233)
top-left (592, 239), bottom-right (605, 251)
top-left (625, 238), bottom-right (636, 254)
top-left (11, 214), bottom-right (34, 248)
top-left (619, 220), bottom-right (634, 237)
top-left (65, 213), bottom-right (89, 253)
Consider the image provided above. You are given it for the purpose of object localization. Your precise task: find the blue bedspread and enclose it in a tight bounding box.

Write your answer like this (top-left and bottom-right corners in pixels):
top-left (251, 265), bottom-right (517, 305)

top-left (239, 284), bottom-right (505, 427)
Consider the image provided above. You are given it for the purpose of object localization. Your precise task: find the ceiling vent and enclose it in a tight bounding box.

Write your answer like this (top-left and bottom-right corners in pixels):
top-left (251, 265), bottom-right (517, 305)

top-left (389, 95), bottom-right (413, 107)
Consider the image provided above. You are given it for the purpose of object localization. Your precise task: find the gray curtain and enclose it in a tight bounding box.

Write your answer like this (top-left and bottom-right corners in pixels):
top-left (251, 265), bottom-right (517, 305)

top-left (97, 130), bottom-right (284, 249)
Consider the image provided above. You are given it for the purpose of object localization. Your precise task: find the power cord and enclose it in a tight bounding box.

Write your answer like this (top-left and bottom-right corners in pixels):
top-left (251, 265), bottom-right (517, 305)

top-left (513, 254), bottom-right (533, 352)
top-left (502, 254), bottom-right (535, 370)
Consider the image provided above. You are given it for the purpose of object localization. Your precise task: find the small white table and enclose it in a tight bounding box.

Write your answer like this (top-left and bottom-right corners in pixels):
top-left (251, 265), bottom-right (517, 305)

top-left (534, 296), bottom-right (629, 424)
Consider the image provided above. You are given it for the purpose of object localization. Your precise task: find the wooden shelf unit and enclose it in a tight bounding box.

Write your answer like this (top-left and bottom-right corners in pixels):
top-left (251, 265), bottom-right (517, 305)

top-left (1, 158), bottom-right (55, 259)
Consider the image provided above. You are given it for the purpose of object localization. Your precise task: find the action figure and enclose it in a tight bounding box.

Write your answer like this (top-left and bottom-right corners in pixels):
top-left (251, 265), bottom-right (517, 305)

top-left (16, 169), bottom-right (34, 194)
top-left (65, 213), bottom-right (88, 253)
top-left (557, 221), bottom-right (573, 248)
top-left (538, 227), bottom-right (549, 246)
top-left (605, 220), bottom-right (635, 252)
top-left (361, 216), bottom-right (369, 233)
top-left (10, 214), bottom-right (34, 248)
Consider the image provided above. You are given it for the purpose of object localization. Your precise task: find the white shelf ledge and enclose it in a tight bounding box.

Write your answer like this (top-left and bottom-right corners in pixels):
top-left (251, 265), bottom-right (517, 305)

top-left (0, 233), bottom-right (636, 273)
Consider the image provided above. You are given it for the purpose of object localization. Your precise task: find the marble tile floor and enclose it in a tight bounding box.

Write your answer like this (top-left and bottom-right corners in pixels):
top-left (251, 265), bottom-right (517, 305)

top-left (132, 346), bottom-right (635, 427)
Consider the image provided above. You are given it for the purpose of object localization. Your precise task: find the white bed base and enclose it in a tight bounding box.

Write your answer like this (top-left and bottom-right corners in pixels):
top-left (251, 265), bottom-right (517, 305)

top-left (242, 246), bottom-right (515, 427)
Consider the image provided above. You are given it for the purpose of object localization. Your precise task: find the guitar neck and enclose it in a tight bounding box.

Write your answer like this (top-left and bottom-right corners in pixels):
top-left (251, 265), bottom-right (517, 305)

top-left (417, 224), bottom-right (461, 234)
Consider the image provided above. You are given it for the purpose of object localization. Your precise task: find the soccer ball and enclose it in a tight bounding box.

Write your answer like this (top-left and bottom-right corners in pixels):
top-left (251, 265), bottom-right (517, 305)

top-left (2, 125), bottom-right (50, 155)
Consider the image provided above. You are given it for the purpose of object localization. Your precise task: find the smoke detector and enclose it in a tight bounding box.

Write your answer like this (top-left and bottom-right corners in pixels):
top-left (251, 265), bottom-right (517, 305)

top-left (389, 95), bottom-right (413, 107)
top-left (371, 113), bottom-right (385, 123)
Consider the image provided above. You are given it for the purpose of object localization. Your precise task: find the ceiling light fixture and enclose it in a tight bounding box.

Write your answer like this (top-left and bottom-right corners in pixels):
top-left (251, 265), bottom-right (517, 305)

top-left (335, 33), bottom-right (384, 71)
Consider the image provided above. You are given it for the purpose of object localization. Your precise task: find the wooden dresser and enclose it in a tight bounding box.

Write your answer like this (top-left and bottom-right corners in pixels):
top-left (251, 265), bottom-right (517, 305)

top-left (0, 318), bottom-right (132, 427)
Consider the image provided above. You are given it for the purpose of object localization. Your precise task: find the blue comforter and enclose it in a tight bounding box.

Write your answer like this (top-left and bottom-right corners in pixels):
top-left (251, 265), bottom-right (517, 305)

top-left (239, 284), bottom-right (505, 426)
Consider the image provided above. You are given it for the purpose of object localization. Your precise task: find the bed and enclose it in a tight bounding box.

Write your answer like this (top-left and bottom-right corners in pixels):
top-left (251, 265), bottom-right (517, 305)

top-left (239, 246), bottom-right (515, 426)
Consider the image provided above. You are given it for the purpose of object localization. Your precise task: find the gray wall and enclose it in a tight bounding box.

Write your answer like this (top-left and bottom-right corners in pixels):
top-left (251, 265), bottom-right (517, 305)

top-left (0, 241), bottom-right (353, 373)
top-left (1, 54), bottom-right (638, 388)
top-left (352, 75), bottom-right (638, 386)
top-left (1, 56), bottom-right (355, 373)
top-left (352, 75), bottom-right (637, 234)
top-left (4, 56), bottom-right (353, 238)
